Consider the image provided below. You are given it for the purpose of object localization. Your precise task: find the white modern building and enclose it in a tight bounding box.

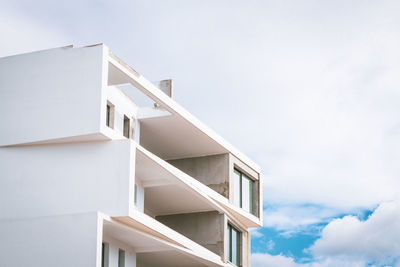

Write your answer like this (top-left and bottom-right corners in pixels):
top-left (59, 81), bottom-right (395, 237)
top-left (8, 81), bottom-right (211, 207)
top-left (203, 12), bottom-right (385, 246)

top-left (0, 44), bottom-right (262, 267)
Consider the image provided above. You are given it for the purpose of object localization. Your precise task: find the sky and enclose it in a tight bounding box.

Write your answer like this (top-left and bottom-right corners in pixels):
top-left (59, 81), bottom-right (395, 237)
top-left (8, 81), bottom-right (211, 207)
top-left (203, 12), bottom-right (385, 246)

top-left (1, 0), bottom-right (400, 266)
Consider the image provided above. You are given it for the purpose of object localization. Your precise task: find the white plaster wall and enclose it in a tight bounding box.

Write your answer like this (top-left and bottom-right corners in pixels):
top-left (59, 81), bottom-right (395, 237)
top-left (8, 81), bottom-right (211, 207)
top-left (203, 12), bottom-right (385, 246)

top-left (0, 140), bottom-right (134, 219)
top-left (134, 119), bottom-right (141, 143)
top-left (135, 183), bottom-right (145, 212)
top-left (0, 45), bottom-right (106, 146)
top-left (0, 212), bottom-right (100, 267)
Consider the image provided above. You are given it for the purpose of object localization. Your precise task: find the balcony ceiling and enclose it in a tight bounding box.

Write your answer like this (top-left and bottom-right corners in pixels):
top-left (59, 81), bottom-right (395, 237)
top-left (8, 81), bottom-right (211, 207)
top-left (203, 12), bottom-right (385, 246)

top-left (104, 219), bottom-right (219, 267)
top-left (139, 115), bottom-right (227, 160)
top-left (138, 251), bottom-right (209, 267)
top-left (136, 147), bottom-right (218, 216)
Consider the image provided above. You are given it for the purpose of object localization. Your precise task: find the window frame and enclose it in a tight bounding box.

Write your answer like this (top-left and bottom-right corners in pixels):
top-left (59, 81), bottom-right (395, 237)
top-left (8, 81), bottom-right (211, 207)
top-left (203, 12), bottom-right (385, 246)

top-left (233, 168), bottom-right (255, 214)
top-left (118, 249), bottom-right (125, 267)
top-left (227, 223), bottom-right (241, 266)
top-left (106, 101), bottom-right (115, 129)
top-left (101, 242), bottom-right (109, 267)
top-left (123, 115), bottom-right (130, 138)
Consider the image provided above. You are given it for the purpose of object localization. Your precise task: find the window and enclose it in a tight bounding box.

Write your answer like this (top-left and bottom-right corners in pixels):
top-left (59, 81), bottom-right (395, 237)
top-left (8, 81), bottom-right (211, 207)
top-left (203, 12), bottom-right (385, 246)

top-left (106, 101), bottom-right (115, 129)
top-left (118, 249), bottom-right (125, 267)
top-left (134, 184), bottom-right (137, 206)
top-left (227, 224), bottom-right (241, 266)
top-left (123, 115), bottom-right (130, 138)
top-left (102, 242), bottom-right (109, 267)
top-left (233, 168), bottom-right (254, 214)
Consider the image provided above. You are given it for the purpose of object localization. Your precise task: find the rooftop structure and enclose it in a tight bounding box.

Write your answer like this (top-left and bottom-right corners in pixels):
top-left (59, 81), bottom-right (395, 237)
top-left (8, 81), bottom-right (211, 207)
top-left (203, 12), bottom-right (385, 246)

top-left (0, 44), bottom-right (262, 267)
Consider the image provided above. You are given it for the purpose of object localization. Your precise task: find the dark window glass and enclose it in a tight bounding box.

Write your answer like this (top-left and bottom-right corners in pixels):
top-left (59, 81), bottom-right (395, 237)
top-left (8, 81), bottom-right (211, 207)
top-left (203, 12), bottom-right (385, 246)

top-left (101, 243), bottom-right (109, 267)
top-left (106, 101), bottom-right (115, 129)
top-left (123, 115), bottom-right (130, 138)
top-left (227, 224), bottom-right (231, 261)
top-left (118, 249), bottom-right (125, 267)
top-left (106, 105), bottom-right (111, 127)
top-left (228, 224), bottom-right (241, 266)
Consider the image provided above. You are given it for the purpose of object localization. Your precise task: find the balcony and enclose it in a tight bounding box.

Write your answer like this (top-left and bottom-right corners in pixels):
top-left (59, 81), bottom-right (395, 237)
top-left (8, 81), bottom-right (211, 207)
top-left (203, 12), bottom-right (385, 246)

top-left (102, 212), bottom-right (225, 267)
top-left (126, 143), bottom-right (256, 266)
top-left (107, 50), bottom-right (262, 223)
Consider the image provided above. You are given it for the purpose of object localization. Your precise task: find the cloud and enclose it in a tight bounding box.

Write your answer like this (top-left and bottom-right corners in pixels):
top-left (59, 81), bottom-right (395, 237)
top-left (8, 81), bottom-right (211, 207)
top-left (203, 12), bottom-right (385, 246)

top-left (2, 0), bottom-right (400, 211)
top-left (3, 1), bottom-right (400, 265)
top-left (184, 0), bottom-right (400, 210)
top-left (253, 201), bottom-right (400, 266)
top-left (252, 253), bottom-right (368, 267)
top-left (252, 253), bottom-right (301, 267)
top-left (0, 6), bottom-right (70, 58)
top-left (263, 204), bottom-right (349, 233)
top-left (266, 240), bottom-right (275, 251)
top-left (251, 228), bottom-right (264, 239)
top-left (310, 201), bottom-right (400, 265)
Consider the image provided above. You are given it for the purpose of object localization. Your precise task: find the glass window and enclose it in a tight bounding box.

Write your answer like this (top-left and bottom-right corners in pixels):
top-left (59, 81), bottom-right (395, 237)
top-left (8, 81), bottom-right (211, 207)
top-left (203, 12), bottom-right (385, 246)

top-left (102, 242), bottom-right (109, 267)
top-left (123, 115), bottom-right (130, 138)
top-left (118, 249), bottom-right (125, 267)
top-left (231, 228), bottom-right (238, 265)
top-left (134, 184), bottom-right (137, 206)
top-left (227, 224), bottom-right (231, 261)
top-left (242, 174), bottom-right (251, 213)
top-left (106, 101), bottom-right (115, 129)
top-left (233, 168), bottom-right (255, 214)
top-left (233, 169), bottom-right (241, 207)
top-left (228, 224), bottom-right (241, 266)
top-left (102, 243), bottom-right (105, 267)
top-left (106, 105), bottom-right (111, 127)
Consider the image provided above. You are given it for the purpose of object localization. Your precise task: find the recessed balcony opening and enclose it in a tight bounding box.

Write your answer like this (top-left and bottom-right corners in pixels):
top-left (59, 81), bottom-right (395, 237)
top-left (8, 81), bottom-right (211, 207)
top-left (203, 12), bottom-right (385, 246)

top-left (107, 60), bottom-right (170, 109)
top-left (107, 55), bottom-right (228, 161)
top-left (134, 148), bottom-right (216, 217)
top-left (102, 217), bottom-right (220, 267)
top-left (134, 147), bottom-right (226, 258)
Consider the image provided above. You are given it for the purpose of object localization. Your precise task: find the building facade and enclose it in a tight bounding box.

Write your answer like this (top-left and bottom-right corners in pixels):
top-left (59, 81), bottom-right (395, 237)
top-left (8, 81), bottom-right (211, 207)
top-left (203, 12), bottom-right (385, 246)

top-left (0, 44), bottom-right (262, 267)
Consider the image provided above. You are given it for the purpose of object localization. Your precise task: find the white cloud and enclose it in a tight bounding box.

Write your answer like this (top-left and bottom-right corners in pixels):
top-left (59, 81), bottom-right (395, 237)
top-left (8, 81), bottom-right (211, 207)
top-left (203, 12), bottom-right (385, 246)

top-left (188, 0), bottom-right (400, 210)
top-left (3, 0), bottom-right (400, 211)
top-left (263, 204), bottom-right (350, 233)
top-left (310, 201), bottom-right (400, 265)
top-left (253, 201), bottom-right (400, 266)
top-left (0, 5), bottom-right (70, 58)
top-left (251, 228), bottom-right (264, 239)
top-left (252, 253), bottom-right (368, 267)
top-left (252, 253), bottom-right (301, 267)
top-left (266, 240), bottom-right (275, 251)
top-left (3, 2), bottom-right (400, 265)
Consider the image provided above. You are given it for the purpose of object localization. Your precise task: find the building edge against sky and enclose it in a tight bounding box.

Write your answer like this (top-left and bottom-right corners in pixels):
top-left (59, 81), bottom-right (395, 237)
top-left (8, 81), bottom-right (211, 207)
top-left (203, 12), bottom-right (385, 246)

top-left (0, 44), bottom-right (263, 267)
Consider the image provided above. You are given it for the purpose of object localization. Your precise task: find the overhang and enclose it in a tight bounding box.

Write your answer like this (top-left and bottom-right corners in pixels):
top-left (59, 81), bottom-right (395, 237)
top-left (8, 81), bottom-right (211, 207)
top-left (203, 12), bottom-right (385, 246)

top-left (107, 48), bottom-right (260, 173)
top-left (103, 212), bottom-right (226, 267)
top-left (135, 144), bottom-right (262, 228)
